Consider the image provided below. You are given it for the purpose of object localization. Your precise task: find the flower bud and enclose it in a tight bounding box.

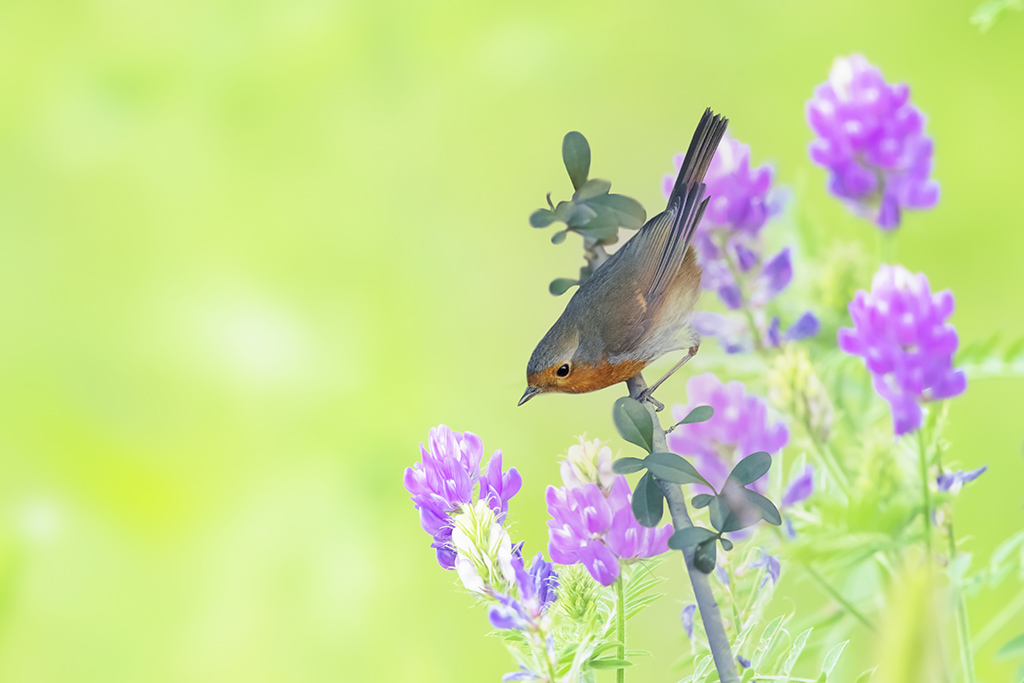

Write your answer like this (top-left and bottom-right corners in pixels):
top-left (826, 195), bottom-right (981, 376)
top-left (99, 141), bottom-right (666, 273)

top-left (559, 436), bottom-right (615, 492)
top-left (450, 500), bottom-right (516, 594)
top-left (768, 345), bottom-right (834, 442)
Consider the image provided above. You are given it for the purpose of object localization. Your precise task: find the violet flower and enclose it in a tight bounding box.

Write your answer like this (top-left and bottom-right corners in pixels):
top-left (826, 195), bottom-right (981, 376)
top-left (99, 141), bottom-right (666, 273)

top-left (546, 476), bottom-right (672, 586)
top-left (937, 466), bottom-right (987, 494)
top-left (782, 465), bottom-right (815, 507)
top-left (750, 550), bottom-right (781, 587)
top-left (807, 54), bottom-right (939, 230)
top-left (663, 135), bottom-right (815, 352)
top-left (838, 265), bottom-right (966, 436)
top-left (489, 552), bottom-right (559, 631)
top-left (404, 425), bottom-right (522, 568)
top-left (681, 604), bottom-right (696, 640)
top-left (667, 373), bottom-right (789, 494)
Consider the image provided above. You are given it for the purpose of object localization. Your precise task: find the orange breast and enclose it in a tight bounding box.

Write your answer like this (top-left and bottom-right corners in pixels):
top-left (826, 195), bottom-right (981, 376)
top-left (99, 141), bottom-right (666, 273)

top-left (558, 358), bottom-right (648, 394)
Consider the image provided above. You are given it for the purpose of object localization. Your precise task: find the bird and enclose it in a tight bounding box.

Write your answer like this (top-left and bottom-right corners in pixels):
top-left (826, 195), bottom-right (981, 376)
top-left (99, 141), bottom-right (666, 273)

top-left (519, 108), bottom-right (728, 409)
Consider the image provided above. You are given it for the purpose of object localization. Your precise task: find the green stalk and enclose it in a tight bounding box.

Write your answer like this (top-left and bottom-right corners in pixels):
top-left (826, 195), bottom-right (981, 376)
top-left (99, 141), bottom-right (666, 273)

top-left (805, 563), bottom-right (876, 631)
top-left (973, 586), bottom-right (1024, 652)
top-left (615, 572), bottom-right (626, 683)
top-left (918, 429), bottom-right (932, 557)
top-left (947, 524), bottom-right (976, 683)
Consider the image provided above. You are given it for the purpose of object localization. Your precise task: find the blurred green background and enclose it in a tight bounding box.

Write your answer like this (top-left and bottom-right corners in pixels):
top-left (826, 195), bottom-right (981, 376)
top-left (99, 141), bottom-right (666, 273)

top-left (0, 0), bottom-right (1021, 681)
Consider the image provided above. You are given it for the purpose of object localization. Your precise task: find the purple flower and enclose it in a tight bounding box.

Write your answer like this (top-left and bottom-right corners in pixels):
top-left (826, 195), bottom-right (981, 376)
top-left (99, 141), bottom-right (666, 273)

top-left (681, 604), bottom-right (696, 640)
top-left (662, 134), bottom-right (782, 241)
top-left (546, 476), bottom-right (672, 586)
top-left (404, 425), bottom-right (522, 569)
top-left (503, 667), bottom-right (541, 682)
top-left (936, 466), bottom-right (987, 494)
top-left (667, 374), bottom-right (789, 494)
top-left (489, 552), bottom-right (559, 631)
top-left (782, 465), bottom-right (815, 507)
top-left (838, 265), bottom-right (966, 436)
top-left (750, 550), bottom-right (781, 587)
top-left (807, 54), bottom-right (939, 230)
top-left (662, 135), bottom-right (814, 353)
top-left (738, 656), bottom-right (752, 669)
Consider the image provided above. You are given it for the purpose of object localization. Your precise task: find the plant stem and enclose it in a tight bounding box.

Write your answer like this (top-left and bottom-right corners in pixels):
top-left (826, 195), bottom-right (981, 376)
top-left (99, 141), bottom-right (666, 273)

top-left (918, 428), bottom-right (932, 557)
top-left (806, 427), bottom-right (851, 498)
top-left (973, 585), bottom-right (1024, 652)
top-left (615, 571), bottom-right (626, 683)
top-left (947, 523), bottom-right (976, 683)
top-left (804, 563), bottom-right (876, 631)
top-left (717, 234), bottom-right (763, 352)
top-left (626, 373), bottom-right (739, 683)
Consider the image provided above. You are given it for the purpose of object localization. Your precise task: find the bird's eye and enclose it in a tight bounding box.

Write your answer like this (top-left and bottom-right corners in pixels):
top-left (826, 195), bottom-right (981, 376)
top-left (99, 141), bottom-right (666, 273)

top-left (556, 363), bottom-right (571, 377)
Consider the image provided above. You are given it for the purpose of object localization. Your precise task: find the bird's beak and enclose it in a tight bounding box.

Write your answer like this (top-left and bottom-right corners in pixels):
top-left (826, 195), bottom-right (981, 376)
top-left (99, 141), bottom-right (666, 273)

top-left (518, 386), bottom-right (541, 406)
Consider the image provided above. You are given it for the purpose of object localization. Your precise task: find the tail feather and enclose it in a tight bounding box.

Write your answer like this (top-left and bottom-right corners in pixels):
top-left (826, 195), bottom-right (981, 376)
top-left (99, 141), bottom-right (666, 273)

top-left (645, 109), bottom-right (727, 300)
top-left (667, 108), bottom-right (729, 208)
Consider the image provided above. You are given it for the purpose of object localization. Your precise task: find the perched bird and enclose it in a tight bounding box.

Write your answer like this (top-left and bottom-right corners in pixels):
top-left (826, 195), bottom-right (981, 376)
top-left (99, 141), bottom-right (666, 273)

top-left (519, 108), bottom-right (728, 408)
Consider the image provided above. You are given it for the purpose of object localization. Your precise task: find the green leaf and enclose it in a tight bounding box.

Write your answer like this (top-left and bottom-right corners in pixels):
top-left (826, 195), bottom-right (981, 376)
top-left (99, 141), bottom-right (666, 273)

top-left (612, 457), bottom-right (647, 475)
top-left (612, 397), bottom-right (654, 452)
top-left (668, 526), bottom-right (717, 550)
top-left (553, 200), bottom-right (574, 222)
top-left (574, 209), bottom-right (620, 241)
top-left (588, 657), bottom-right (633, 670)
top-left (708, 493), bottom-right (746, 533)
top-left (744, 489), bottom-right (783, 526)
top-left (971, 0), bottom-right (1024, 31)
top-left (784, 628), bottom-right (814, 675)
top-left (854, 667), bottom-right (877, 683)
top-left (674, 405), bottom-right (714, 426)
top-left (587, 193), bottom-right (646, 229)
top-left (1005, 336), bottom-right (1024, 362)
top-left (549, 278), bottom-right (578, 296)
top-left (996, 632), bottom-right (1024, 660)
top-left (821, 640), bottom-right (849, 676)
top-left (728, 452), bottom-right (772, 486)
top-left (631, 472), bottom-right (664, 527)
top-left (719, 537), bottom-right (733, 551)
top-left (530, 208), bottom-right (557, 227)
top-left (691, 493), bottom-right (713, 509)
top-left (565, 202), bottom-right (598, 229)
top-left (562, 131), bottom-right (591, 191)
top-left (573, 178), bottom-right (612, 201)
top-left (693, 539), bottom-right (717, 573)
top-left (550, 229), bottom-right (567, 244)
top-left (644, 452), bottom-right (709, 486)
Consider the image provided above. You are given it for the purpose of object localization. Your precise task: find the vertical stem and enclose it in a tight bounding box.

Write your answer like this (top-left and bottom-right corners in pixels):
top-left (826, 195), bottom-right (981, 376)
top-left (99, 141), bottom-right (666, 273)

top-left (615, 572), bottom-right (626, 683)
top-left (947, 523), bottom-right (976, 683)
top-left (626, 373), bottom-right (739, 683)
top-left (918, 429), bottom-right (932, 556)
top-left (717, 234), bottom-right (763, 351)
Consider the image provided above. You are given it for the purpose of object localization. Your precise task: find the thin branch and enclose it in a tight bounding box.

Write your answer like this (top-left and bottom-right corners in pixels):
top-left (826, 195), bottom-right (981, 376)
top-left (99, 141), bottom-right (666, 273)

top-left (626, 373), bottom-right (739, 683)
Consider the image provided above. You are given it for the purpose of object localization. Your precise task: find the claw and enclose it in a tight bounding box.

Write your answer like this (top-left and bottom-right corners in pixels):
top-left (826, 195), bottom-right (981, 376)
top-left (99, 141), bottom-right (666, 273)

top-left (637, 390), bottom-right (665, 412)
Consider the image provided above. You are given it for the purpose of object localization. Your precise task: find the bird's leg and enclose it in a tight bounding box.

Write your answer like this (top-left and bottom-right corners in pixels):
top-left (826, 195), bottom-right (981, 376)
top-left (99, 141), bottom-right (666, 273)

top-left (637, 344), bottom-right (700, 411)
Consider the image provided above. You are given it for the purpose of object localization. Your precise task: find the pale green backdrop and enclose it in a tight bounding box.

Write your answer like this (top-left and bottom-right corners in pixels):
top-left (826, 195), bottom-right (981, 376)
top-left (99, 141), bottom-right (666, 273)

top-left (0, 0), bottom-right (1021, 681)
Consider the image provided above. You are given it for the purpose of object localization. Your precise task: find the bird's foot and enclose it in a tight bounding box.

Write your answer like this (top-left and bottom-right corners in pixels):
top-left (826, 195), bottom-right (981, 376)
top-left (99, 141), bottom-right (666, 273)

top-left (637, 389), bottom-right (665, 412)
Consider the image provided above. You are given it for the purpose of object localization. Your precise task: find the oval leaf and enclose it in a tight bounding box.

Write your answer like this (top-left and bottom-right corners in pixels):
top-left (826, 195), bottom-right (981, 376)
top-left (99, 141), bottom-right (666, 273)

top-left (821, 640), bottom-right (849, 676)
top-left (729, 452), bottom-right (772, 486)
top-left (693, 539), bottom-right (717, 574)
top-left (644, 452), bottom-right (709, 486)
top-left (613, 397), bottom-right (654, 453)
top-left (530, 208), bottom-right (557, 228)
top-left (549, 278), bottom-right (578, 296)
top-left (744, 489), bottom-right (783, 526)
top-left (996, 632), bottom-right (1024, 660)
top-left (550, 229), bottom-right (567, 244)
top-left (631, 472), bottom-right (664, 527)
top-left (784, 628), bottom-right (814, 676)
top-left (719, 537), bottom-right (734, 551)
top-left (668, 526), bottom-right (717, 551)
top-left (612, 457), bottom-right (647, 475)
top-left (573, 178), bottom-right (612, 201)
top-left (587, 193), bottom-right (646, 229)
top-left (708, 492), bottom-right (748, 533)
top-left (691, 493), bottom-right (713, 509)
top-left (675, 405), bottom-right (714, 426)
top-left (562, 131), bottom-right (591, 191)
top-left (588, 658), bottom-right (633, 670)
